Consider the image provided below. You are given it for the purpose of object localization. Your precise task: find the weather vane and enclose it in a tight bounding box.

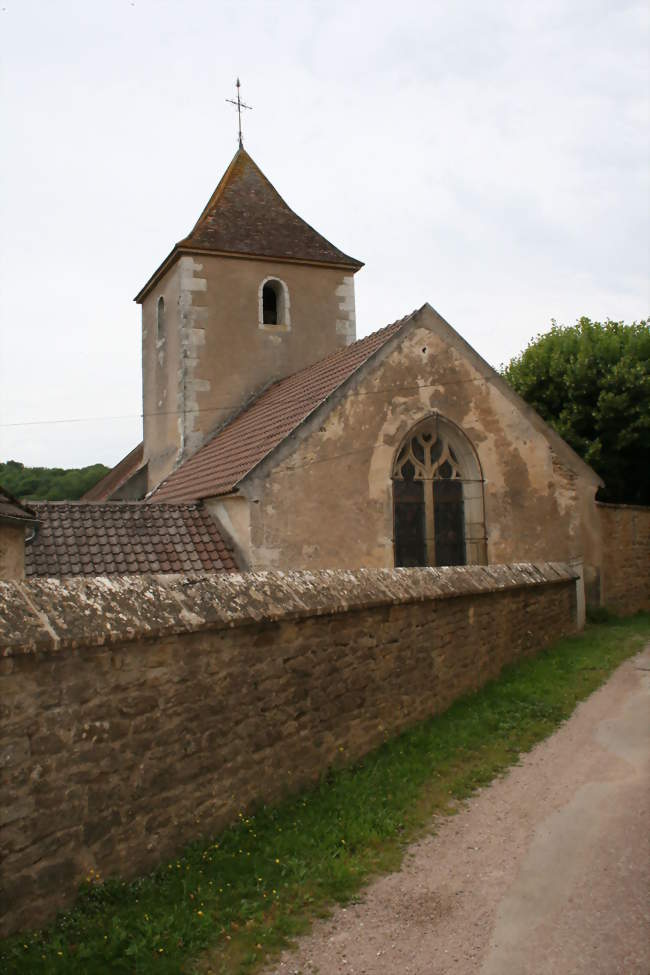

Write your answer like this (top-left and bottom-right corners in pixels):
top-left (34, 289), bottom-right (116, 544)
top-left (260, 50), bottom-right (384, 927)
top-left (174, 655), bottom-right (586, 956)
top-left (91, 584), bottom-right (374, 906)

top-left (226, 78), bottom-right (252, 149)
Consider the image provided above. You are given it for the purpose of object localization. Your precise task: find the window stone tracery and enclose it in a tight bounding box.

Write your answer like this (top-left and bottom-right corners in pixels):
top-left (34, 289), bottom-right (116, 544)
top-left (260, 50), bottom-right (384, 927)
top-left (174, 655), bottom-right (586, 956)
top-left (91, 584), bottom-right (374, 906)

top-left (392, 415), bottom-right (487, 568)
top-left (393, 425), bottom-right (463, 482)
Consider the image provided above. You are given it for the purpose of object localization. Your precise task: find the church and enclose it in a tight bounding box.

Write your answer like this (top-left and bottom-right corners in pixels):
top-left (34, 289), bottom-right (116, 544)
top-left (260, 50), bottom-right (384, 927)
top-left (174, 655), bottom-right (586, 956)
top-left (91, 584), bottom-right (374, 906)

top-left (22, 143), bottom-right (609, 602)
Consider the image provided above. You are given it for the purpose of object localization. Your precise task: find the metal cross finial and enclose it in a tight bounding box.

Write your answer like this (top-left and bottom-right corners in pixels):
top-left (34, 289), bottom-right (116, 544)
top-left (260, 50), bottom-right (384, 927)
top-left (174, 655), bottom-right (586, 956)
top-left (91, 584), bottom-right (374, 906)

top-left (226, 77), bottom-right (252, 149)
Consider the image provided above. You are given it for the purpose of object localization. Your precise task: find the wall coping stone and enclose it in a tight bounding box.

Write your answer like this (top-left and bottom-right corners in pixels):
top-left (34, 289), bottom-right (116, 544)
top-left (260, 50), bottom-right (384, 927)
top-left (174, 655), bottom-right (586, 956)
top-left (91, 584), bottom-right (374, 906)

top-left (0, 563), bottom-right (576, 657)
top-left (595, 501), bottom-right (650, 513)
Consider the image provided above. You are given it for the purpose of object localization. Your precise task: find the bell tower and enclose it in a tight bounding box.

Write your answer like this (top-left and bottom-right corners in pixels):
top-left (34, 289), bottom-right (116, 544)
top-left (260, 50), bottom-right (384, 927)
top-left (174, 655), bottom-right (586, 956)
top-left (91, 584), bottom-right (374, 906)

top-left (135, 148), bottom-right (363, 493)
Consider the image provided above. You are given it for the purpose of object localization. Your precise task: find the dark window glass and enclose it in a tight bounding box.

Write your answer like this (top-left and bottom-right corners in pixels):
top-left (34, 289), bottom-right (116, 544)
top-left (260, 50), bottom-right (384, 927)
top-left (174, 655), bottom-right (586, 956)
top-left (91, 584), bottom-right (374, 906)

top-left (433, 479), bottom-right (466, 566)
top-left (401, 458), bottom-right (416, 481)
top-left (412, 437), bottom-right (425, 463)
top-left (394, 478), bottom-right (426, 566)
top-left (263, 283), bottom-right (278, 325)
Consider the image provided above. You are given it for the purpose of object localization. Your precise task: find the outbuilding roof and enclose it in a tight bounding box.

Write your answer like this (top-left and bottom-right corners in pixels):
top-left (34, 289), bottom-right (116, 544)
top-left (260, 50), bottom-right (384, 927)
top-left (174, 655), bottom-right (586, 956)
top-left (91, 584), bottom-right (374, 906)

top-left (81, 442), bottom-right (145, 501)
top-left (0, 485), bottom-right (37, 525)
top-left (151, 313), bottom-right (416, 503)
top-left (25, 502), bottom-right (237, 577)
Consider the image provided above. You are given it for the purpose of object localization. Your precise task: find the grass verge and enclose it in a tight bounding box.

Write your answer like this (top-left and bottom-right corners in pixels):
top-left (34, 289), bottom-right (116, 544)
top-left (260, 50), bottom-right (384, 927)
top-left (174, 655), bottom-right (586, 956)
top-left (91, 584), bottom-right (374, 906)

top-left (2, 613), bottom-right (649, 975)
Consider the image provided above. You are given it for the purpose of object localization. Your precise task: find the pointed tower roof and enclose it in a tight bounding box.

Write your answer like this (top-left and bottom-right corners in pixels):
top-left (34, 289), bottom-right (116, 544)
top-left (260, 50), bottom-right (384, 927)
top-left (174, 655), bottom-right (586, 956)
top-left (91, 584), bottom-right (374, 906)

top-left (136, 148), bottom-right (362, 302)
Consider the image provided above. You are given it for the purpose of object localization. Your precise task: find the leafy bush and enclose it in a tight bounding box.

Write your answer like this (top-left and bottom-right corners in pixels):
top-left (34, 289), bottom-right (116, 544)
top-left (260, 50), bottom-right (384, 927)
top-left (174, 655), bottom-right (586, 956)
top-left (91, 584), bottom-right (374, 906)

top-left (502, 318), bottom-right (650, 504)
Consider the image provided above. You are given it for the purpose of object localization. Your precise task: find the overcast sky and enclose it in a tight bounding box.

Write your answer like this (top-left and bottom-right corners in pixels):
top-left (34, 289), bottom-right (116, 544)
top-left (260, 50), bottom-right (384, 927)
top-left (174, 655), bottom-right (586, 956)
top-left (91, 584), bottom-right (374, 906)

top-left (1, 0), bottom-right (648, 469)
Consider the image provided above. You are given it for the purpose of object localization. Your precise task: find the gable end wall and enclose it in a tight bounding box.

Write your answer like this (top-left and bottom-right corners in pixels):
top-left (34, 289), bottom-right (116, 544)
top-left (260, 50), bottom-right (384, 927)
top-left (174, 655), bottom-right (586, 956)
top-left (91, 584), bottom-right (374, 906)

top-left (242, 317), bottom-right (600, 576)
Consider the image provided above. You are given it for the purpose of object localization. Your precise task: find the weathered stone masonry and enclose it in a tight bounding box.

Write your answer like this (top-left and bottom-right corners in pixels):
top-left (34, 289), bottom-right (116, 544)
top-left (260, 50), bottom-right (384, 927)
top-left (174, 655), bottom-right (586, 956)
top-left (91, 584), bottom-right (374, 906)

top-left (0, 564), bottom-right (577, 935)
top-left (597, 503), bottom-right (650, 615)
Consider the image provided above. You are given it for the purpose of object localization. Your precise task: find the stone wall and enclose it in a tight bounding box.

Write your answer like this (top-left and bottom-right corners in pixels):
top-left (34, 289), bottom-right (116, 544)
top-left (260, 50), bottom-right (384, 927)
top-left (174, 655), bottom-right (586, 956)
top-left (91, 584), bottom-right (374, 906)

top-left (597, 503), bottom-right (650, 614)
top-left (0, 522), bottom-right (25, 580)
top-left (0, 564), bottom-right (577, 935)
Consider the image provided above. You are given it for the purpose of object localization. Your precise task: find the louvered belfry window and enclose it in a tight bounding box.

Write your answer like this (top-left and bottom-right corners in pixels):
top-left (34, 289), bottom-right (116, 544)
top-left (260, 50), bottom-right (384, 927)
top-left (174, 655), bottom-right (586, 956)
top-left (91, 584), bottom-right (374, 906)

top-left (392, 416), bottom-right (486, 567)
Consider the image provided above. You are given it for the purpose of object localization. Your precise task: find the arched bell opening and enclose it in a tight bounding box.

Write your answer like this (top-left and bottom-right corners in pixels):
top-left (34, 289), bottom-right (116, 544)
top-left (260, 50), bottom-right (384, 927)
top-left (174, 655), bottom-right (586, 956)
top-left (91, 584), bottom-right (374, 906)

top-left (259, 276), bottom-right (291, 329)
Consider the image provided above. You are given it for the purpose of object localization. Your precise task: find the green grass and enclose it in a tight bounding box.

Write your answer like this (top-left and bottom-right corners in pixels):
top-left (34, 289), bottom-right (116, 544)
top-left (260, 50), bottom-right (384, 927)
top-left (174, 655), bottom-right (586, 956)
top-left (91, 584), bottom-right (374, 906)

top-left (3, 613), bottom-right (649, 975)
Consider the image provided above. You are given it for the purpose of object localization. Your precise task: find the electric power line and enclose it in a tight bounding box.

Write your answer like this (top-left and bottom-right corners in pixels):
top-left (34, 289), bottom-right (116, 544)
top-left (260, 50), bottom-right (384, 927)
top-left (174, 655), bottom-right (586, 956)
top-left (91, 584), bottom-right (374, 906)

top-left (1, 374), bottom-right (493, 429)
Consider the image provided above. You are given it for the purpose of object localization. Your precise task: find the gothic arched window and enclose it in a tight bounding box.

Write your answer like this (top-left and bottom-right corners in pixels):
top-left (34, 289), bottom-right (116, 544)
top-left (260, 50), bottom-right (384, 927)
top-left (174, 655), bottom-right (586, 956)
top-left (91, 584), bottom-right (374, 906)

top-left (392, 415), bottom-right (486, 567)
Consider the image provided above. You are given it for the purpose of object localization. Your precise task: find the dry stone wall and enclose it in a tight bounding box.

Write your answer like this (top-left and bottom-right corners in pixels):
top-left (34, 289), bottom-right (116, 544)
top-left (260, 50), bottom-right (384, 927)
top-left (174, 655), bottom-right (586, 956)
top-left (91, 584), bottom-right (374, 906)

top-left (0, 564), bottom-right (577, 935)
top-left (597, 504), bottom-right (650, 615)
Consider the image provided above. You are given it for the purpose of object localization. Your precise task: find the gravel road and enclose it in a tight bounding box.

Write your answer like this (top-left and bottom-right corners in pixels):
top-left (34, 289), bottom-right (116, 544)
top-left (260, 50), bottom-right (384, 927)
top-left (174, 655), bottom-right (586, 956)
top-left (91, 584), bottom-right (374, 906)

top-left (264, 646), bottom-right (650, 975)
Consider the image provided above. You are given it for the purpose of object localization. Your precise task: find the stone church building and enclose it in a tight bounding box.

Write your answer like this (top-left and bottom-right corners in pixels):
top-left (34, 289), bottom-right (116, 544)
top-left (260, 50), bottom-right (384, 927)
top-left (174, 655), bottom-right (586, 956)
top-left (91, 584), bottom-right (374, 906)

top-left (85, 147), bottom-right (603, 587)
top-left (15, 144), bottom-right (639, 606)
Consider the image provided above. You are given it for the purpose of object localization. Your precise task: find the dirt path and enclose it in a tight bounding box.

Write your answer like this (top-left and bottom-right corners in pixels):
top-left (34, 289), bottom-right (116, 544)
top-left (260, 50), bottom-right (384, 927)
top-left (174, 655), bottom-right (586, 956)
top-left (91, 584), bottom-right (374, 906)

top-left (263, 646), bottom-right (650, 975)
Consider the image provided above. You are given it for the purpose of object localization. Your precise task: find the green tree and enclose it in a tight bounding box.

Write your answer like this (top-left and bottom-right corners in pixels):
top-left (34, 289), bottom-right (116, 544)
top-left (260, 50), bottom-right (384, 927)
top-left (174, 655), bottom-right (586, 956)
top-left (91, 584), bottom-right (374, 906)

top-left (502, 317), bottom-right (650, 505)
top-left (0, 461), bottom-right (110, 501)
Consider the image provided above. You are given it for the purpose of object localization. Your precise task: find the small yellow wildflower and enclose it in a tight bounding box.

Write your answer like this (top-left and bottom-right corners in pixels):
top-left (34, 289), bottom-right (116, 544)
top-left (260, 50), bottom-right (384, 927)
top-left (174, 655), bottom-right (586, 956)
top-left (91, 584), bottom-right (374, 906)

top-left (197, 910), bottom-right (203, 917)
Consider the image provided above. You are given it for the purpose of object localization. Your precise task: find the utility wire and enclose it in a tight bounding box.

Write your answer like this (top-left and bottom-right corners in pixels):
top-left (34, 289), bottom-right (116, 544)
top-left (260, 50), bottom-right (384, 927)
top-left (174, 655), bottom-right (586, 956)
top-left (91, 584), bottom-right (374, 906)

top-left (1, 374), bottom-right (492, 429)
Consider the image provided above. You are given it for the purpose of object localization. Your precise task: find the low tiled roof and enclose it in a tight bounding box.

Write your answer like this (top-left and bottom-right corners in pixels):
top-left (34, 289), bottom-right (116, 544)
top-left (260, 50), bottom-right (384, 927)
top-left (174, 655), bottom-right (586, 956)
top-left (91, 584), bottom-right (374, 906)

top-left (82, 442), bottom-right (145, 501)
top-left (151, 313), bottom-right (416, 504)
top-left (25, 502), bottom-right (237, 577)
top-left (0, 485), bottom-right (37, 524)
top-left (136, 149), bottom-right (362, 301)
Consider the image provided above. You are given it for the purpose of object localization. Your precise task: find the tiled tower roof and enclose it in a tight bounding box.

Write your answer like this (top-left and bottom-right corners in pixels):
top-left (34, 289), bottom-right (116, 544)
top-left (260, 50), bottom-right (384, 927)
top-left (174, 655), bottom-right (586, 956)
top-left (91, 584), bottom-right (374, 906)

top-left (182, 148), bottom-right (363, 267)
top-left (136, 148), bottom-right (362, 302)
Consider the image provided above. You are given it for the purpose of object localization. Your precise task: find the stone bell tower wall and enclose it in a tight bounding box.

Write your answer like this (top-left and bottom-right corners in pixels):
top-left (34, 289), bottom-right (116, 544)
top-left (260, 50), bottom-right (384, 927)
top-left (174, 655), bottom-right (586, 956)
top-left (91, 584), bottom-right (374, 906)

top-left (141, 253), bottom-right (356, 492)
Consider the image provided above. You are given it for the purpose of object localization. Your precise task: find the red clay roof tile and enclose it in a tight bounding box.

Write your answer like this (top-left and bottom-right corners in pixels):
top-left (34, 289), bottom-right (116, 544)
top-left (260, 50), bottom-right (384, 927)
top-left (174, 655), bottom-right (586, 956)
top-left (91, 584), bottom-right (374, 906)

top-left (0, 485), bottom-right (37, 524)
top-left (25, 502), bottom-right (237, 578)
top-left (81, 443), bottom-right (145, 502)
top-left (151, 313), bottom-right (416, 504)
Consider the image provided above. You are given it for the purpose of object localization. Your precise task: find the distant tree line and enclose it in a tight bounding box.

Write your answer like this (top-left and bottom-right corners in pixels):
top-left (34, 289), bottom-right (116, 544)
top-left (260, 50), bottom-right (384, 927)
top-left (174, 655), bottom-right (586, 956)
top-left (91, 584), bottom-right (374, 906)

top-left (0, 460), bottom-right (110, 501)
top-left (502, 317), bottom-right (649, 505)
